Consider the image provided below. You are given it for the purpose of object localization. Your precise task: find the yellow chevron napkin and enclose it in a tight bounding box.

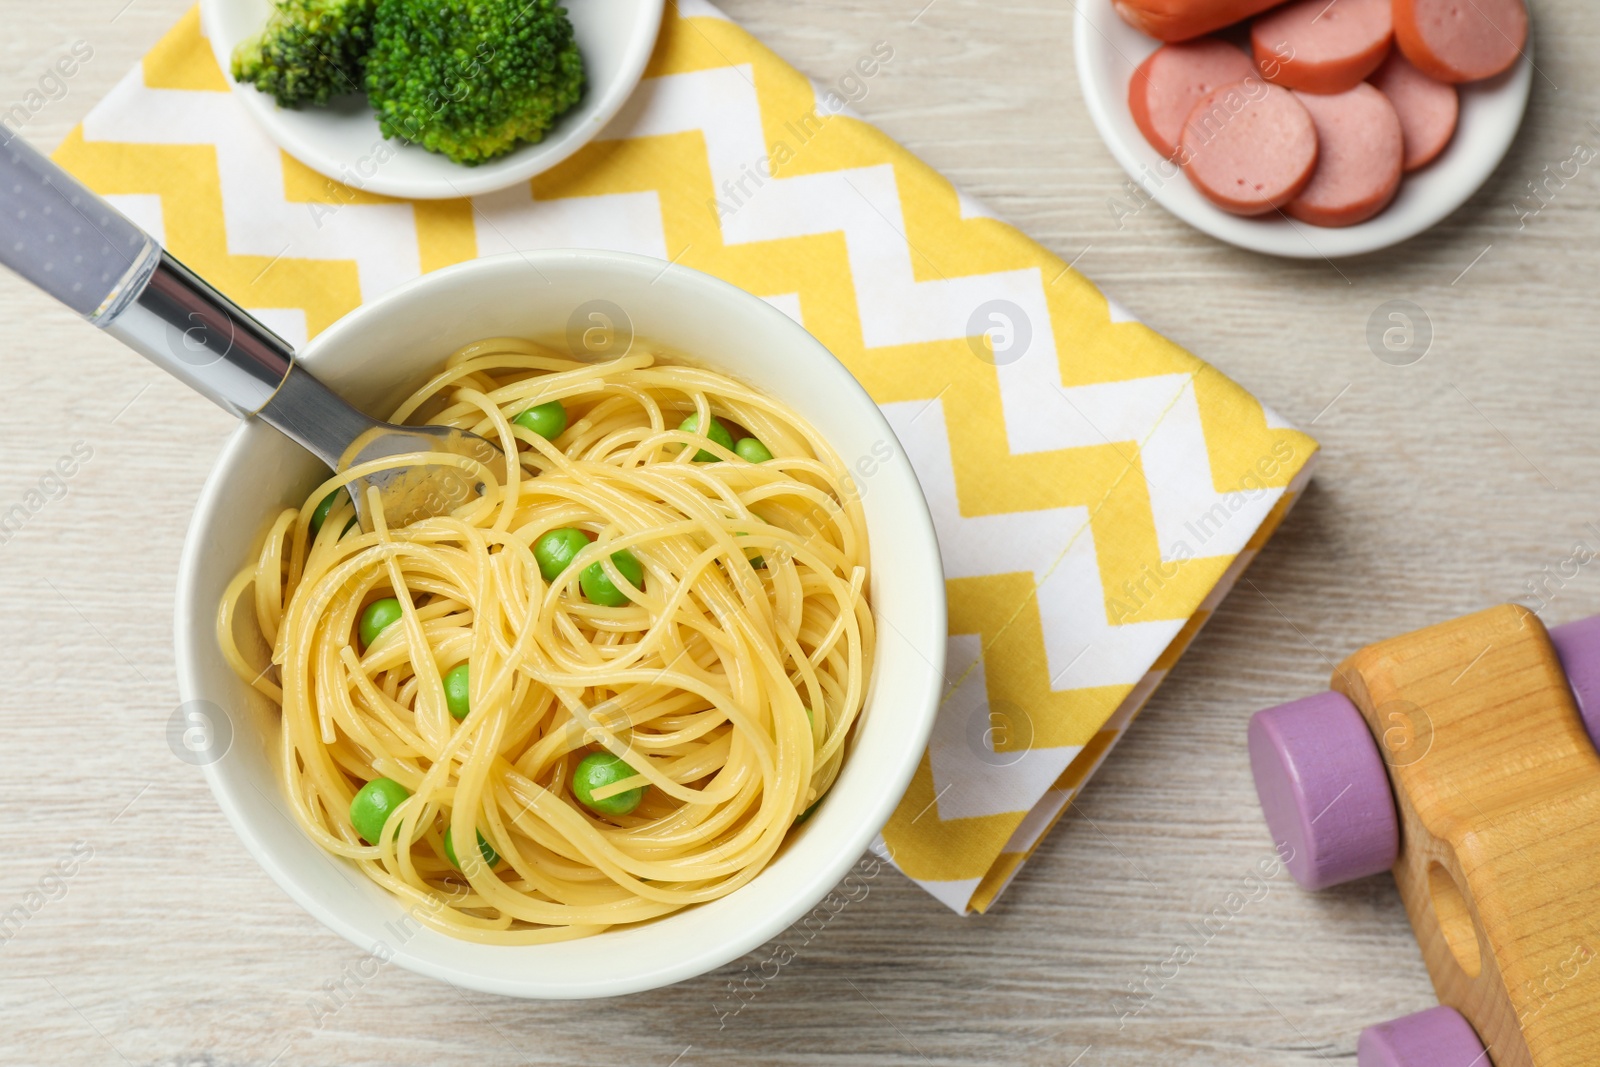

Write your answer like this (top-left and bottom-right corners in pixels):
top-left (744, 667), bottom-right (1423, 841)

top-left (56, 1), bottom-right (1316, 914)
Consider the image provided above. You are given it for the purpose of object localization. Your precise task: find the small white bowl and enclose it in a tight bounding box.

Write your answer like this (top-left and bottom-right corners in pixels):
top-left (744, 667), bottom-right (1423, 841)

top-left (1074, 0), bottom-right (1533, 258)
top-left (174, 250), bottom-right (947, 998)
top-left (198, 0), bottom-right (664, 199)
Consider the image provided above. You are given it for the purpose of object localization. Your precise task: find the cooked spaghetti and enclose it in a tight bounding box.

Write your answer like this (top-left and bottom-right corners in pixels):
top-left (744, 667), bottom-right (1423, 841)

top-left (218, 338), bottom-right (873, 943)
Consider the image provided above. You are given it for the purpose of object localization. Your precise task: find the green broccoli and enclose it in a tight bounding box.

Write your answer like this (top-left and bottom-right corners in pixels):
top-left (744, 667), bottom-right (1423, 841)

top-left (364, 0), bottom-right (586, 166)
top-left (232, 0), bottom-right (377, 109)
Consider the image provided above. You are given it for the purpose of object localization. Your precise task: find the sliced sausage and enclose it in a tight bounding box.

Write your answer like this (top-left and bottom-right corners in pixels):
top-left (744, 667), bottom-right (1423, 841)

top-left (1393, 0), bottom-right (1527, 83)
top-left (1112, 0), bottom-right (1284, 43)
top-left (1179, 80), bottom-right (1319, 215)
top-left (1286, 84), bottom-right (1404, 227)
top-left (1370, 50), bottom-right (1459, 171)
top-left (1129, 40), bottom-right (1259, 160)
top-left (1252, 0), bottom-right (1393, 94)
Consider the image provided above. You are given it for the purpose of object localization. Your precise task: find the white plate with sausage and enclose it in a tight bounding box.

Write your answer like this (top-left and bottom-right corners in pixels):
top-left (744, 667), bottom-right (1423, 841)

top-left (1074, 0), bottom-right (1533, 258)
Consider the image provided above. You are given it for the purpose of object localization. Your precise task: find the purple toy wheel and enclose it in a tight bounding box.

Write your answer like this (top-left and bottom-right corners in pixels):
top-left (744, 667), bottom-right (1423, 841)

top-left (1248, 690), bottom-right (1400, 890)
top-left (1358, 1006), bottom-right (1489, 1066)
top-left (1549, 614), bottom-right (1600, 754)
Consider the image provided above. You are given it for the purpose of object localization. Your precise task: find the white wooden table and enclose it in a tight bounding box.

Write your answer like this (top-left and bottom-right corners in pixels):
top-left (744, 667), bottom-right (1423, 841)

top-left (3, 2), bottom-right (1595, 1064)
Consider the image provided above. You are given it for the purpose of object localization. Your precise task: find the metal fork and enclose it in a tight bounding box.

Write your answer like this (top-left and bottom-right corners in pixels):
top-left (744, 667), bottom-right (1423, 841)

top-left (0, 131), bottom-right (499, 532)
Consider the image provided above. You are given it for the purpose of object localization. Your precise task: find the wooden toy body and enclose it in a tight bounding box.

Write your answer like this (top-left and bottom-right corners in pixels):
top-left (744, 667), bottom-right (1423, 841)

top-left (1333, 605), bottom-right (1600, 1067)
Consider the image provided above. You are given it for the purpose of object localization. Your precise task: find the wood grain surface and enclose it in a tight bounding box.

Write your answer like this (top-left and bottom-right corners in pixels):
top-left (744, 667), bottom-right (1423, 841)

top-left (3, 2), bottom-right (1598, 1064)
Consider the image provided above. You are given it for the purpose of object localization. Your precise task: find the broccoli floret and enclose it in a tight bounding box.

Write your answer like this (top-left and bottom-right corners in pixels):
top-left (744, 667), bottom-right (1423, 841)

top-left (232, 0), bottom-right (377, 109)
top-left (364, 0), bottom-right (586, 166)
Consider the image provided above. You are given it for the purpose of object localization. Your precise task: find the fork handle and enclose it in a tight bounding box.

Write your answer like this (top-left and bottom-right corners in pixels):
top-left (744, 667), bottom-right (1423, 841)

top-left (107, 250), bottom-right (297, 416)
top-left (0, 130), bottom-right (294, 416)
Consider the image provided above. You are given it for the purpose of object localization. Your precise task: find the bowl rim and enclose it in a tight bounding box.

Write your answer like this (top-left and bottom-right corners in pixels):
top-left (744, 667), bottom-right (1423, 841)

top-left (196, 0), bottom-right (666, 199)
top-left (172, 249), bottom-right (948, 998)
top-left (1072, 0), bottom-right (1533, 259)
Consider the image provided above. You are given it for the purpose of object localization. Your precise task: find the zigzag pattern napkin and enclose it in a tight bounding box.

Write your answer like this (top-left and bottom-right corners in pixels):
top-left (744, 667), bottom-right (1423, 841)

top-left (55, 1), bottom-right (1317, 913)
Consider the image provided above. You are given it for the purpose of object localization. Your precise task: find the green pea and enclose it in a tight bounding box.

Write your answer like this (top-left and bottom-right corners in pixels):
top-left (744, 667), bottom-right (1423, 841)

top-left (310, 489), bottom-right (347, 537)
top-left (534, 527), bottom-right (589, 583)
top-left (735, 531), bottom-right (765, 570)
top-left (734, 437), bottom-right (773, 463)
top-left (350, 778), bottom-right (411, 844)
top-left (513, 400), bottom-right (568, 441)
top-left (359, 597), bottom-right (403, 648)
top-left (443, 662), bottom-right (470, 720)
top-left (443, 825), bottom-right (500, 870)
top-left (580, 549), bottom-right (643, 607)
top-left (572, 751), bottom-right (647, 815)
top-left (679, 413), bottom-right (735, 462)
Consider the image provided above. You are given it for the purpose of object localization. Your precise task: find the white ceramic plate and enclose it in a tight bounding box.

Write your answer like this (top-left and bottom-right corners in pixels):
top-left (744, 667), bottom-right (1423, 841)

top-left (199, 0), bottom-right (664, 199)
top-left (174, 250), bottom-right (947, 999)
top-left (1073, 0), bottom-right (1533, 258)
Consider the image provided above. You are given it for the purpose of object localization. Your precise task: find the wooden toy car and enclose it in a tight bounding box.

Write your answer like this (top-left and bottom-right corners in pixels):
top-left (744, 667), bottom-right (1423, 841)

top-left (1247, 604), bottom-right (1600, 1067)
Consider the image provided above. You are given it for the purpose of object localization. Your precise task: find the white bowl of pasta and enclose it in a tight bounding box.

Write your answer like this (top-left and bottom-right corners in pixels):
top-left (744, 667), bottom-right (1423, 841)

top-left (173, 249), bottom-right (946, 999)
